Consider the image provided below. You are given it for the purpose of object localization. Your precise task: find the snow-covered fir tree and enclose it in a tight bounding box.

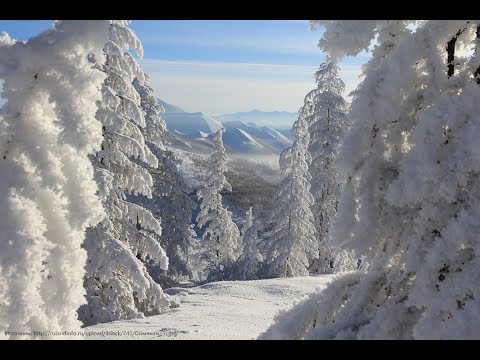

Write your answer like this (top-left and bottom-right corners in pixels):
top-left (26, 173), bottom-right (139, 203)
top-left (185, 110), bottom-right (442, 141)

top-left (261, 20), bottom-right (480, 340)
top-left (80, 21), bottom-right (174, 326)
top-left (0, 21), bottom-right (109, 338)
top-left (264, 109), bottom-right (318, 278)
top-left (237, 207), bottom-right (261, 280)
top-left (196, 129), bottom-right (240, 270)
top-left (305, 57), bottom-right (350, 274)
top-left (129, 69), bottom-right (196, 287)
top-left (133, 145), bottom-right (197, 288)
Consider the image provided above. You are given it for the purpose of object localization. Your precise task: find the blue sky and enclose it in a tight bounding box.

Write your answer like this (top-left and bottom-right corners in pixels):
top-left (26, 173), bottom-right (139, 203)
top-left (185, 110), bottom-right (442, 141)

top-left (0, 20), bottom-right (368, 115)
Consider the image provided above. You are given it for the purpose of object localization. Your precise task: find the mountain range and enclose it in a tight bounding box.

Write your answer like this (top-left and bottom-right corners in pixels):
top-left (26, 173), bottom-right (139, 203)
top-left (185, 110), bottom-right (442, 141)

top-left (158, 99), bottom-right (293, 155)
top-left (216, 109), bottom-right (297, 129)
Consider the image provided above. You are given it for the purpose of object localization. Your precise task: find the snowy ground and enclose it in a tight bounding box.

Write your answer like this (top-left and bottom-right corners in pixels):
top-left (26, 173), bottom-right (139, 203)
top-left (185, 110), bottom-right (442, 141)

top-left (85, 275), bottom-right (334, 340)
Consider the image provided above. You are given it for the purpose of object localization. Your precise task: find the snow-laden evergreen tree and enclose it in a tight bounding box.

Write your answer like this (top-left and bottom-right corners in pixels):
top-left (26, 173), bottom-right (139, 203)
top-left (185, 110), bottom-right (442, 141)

top-left (129, 69), bottom-right (196, 287)
top-left (237, 207), bottom-right (261, 280)
top-left (133, 145), bottom-right (197, 288)
top-left (80, 21), bottom-right (174, 326)
top-left (0, 20), bottom-right (109, 339)
top-left (305, 57), bottom-right (350, 274)
top-left (264, 110), bottom-right (318, 278)
top-left (261, 20), bottom-right (480, 340)
top-left (196, 129), bottom-right (240, 269)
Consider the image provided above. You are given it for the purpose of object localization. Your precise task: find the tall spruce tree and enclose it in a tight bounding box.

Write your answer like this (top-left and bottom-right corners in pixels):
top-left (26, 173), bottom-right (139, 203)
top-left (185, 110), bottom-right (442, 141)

top-left (80, 21), bottom-right (174, 325)
top-left (306, 57), bottom-right (350, 274)
top-left (264, 107), bottom-right (318, 278)
top-left (237, 207), bottom-right (261, 280)
top-left (196, 129), bottom-right (240, 270)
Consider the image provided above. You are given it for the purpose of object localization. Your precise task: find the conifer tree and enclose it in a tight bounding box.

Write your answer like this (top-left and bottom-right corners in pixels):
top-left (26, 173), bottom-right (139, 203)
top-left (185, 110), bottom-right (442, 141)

top-left (237, 207), bottom-right (261, 280)
top-left (306, 57), bottom-right (349, 274)
top-left (196, 129), bottom-right (240, 268)
top-left (80, 21), bottom-right (173, 325)
top-left (264, 109), bottom-right (318, 278)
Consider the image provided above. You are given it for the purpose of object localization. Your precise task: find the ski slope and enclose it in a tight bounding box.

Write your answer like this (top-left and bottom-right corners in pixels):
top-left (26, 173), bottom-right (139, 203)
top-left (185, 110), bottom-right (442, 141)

top-left (85, 275), bottom-right (334, 340)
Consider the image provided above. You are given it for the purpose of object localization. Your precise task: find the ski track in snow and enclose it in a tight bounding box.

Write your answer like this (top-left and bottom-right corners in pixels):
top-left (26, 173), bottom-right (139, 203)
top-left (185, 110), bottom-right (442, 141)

top-left (85, 275), bottom-right (333, 340)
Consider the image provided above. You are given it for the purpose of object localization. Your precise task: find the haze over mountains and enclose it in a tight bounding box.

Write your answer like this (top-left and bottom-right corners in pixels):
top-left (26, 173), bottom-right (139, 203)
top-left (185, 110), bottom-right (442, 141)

top-left (158, 98), bottom-right (294, 155)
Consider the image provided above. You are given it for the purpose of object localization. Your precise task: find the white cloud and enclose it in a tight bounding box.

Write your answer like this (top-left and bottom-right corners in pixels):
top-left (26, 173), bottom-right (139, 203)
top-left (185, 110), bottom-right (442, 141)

top-left (140, 59), bottom-right (363, 115)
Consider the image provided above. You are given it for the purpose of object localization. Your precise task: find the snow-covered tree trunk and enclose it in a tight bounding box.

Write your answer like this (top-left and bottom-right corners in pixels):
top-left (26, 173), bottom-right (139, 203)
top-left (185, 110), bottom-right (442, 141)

top-left (264, 110), bottom-right (318, 278)
top-left (196, 129), bottom-right (240, 270)
top-left (80, 21), bottom-right (174, 326)
top-left (0, 20), bottom-right (108, 339)
top-left (262, 20), bottom-right (480, 340)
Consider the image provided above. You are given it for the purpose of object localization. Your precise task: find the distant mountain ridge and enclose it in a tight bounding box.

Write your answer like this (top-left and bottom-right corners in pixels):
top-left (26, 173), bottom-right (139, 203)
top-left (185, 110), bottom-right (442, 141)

top-left (221, 120), bottom-right (291, 153)
top-left (216, 109), bottom-right (298, 129)
top-left (157, 99), bottom-right (293, 155)
top-left (162, 112), bottom-right (223, 137)
top-left (157, 98), bottom-right (184, 113)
